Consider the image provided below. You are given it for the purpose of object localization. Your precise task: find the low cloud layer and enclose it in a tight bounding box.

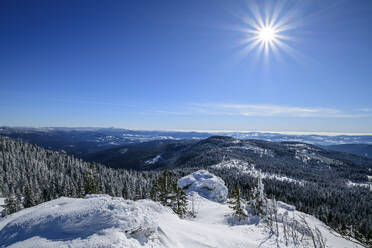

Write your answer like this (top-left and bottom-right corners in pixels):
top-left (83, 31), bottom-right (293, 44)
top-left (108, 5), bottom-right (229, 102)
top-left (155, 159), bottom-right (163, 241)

top-left (187, 103), bottom-right (372, 118)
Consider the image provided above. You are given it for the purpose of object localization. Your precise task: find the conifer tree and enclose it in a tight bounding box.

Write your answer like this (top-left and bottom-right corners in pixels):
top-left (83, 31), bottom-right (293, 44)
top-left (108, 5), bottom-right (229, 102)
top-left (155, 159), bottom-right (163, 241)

top-left (151, 170), bottom-right (176, 206)
top-left (227, 185), bottom-right (247, 219)
top-left (174, 187), bottom-right (188, 218)
top-left (23, 185), bottom-right (37, 208)
top-left (151, 170), bottom-right (188, 217)
top-left (249, 174), bottom-right (267, 216)
top-left (3, 191), bottom-right (23, 216)
top-left (84, 164), bottom-right (99, 195)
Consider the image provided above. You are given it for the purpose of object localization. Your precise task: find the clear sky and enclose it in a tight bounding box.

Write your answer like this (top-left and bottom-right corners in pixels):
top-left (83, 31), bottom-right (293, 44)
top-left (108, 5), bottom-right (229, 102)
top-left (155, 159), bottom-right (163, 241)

top-left (1, 0), bottom-right (372, 133)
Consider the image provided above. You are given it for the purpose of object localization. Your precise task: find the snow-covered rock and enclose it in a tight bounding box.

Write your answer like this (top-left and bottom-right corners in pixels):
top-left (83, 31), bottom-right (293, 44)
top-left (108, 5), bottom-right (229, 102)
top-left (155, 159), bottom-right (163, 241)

top-left (178, 170), bottom-right (228, 203)
top-left (0, 195), bottom-right (171, 248)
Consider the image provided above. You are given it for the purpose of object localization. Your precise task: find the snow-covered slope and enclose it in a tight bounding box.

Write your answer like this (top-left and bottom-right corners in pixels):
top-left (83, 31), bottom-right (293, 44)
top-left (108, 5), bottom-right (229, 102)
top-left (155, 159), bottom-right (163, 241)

top-left (145, 154), bottom-right (162, 165)
top-left (0, 172), bottom-right (364, 248)
top-left (211, 159), bottom-right (305, 185)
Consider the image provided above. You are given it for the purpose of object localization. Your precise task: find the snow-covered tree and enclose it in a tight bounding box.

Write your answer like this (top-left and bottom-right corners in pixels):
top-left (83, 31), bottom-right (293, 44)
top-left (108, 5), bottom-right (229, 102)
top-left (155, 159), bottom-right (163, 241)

top-left (173, 187), bottom-right (188, 218)
top-left (0, 136), bottom-right (158, 215)
top-left (23, 185), bottom-right (38, 208)
top-left (151, 170), bottom-right (188, 217)
top-left (3, 191), bottom-right (23, 216)
top-left (151, 170), bottom-right (176, 206)
top-left (84, 164), bottom-right (99, 195)
top-left (249, 173), bottom-right (267, 216)
top-left (265, 198), bottom-right (279, 235)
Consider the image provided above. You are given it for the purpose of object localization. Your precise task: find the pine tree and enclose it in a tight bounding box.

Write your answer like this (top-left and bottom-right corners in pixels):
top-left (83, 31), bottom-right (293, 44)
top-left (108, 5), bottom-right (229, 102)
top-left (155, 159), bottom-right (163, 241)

top-left (249, 174), bottom-right (267, 216)
top-left (227, 185), bottom-right (247, 219)
top-left (151, 170), bottom-right (188, 217)
top-left (84, 164), bottom-right (99, 195)
top-left (3, 191), bottom-right (23, 216)
top-left (151, 170), bottom-right (176, 206)
top-left (23, 185), bottom-right (37, 208)
top-left (174, 187), bottom-right (188, 218)
top-left (77, 180), bottom-right (86, 198)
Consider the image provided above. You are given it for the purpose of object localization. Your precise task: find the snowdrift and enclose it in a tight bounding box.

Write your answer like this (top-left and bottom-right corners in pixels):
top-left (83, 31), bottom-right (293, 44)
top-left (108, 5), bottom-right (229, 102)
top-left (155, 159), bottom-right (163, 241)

top-left (178, 169), bottom-right (228, 203)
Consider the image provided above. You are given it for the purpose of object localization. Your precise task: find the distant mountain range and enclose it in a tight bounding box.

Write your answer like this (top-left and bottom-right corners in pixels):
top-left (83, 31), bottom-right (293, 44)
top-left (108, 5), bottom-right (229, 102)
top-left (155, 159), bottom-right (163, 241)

top-left (1, 126), bottom-right (371, 175)
top-left (82, 136), bottom-right (372, 185)
top-left (0, 127), bottom-right (211, 156)
top-left (2, 126), bottom-right (372, 161)
top-left (1, 126), bottom-right (372, 149)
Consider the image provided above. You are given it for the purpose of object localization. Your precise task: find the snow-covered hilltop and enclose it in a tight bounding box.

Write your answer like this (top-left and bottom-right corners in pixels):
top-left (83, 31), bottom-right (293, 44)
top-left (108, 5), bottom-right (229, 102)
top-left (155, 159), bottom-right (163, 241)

top-left (0, 172), bottom-right (364, 248)
top-left (0, 195), bottom-right (171, 248)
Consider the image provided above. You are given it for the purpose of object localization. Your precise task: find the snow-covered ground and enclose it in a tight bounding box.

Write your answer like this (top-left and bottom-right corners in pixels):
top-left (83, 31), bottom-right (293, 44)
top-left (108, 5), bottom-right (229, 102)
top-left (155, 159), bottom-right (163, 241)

top-left (119, 148), bottom-right (128, 154)
top-left (0, 197), bottom-right (5, 214)
top-left (211, 159), bottom-right (305, 185)
top-left (0, 173), bottom-right (363, 248)
top-left (226, 141), bottom-right (275, 158)
top-left (346, 180), bottom-right (372, 191)
top-left (145, 155), bottom-right (162, 165)
top-left (285, 143), bottom-right (343, 165)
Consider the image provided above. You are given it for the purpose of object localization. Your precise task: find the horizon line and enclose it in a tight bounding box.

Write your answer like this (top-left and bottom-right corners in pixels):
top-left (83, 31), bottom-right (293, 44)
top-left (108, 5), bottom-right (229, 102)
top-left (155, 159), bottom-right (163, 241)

top-left (1, 125), bottom-right (372, 136)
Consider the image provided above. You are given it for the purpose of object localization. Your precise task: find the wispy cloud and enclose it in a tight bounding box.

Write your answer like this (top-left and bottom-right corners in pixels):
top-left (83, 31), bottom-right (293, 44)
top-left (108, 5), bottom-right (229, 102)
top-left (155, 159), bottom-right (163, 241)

top-left (186, 103), bottom-right (372, 118)
top-left (358, 108), bottom-right (372, 113)
top-left (152, 110), bottom-right (193, 115)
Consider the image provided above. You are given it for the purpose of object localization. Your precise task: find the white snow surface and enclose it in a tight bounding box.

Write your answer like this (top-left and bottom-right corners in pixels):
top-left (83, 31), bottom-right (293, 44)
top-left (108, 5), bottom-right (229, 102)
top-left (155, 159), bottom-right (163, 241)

top-left (145, 155), bottom-right (162, 165)
top-left (211, 159), bottom-right (305, 185)
top-left (346, 180), bottom-right (372, 191)
top-left (0, 193), bottom-right (363, 248)
top-left (225, 140), bottom-right (275, 158)
top-left (0, 195), bottom-right (170, 248)
top-left (178, 170), bottom-right (228, 203)
top-left (0, 197), bottom-right (5, 214)
top-left (285, 143), bottom-right (343, 165)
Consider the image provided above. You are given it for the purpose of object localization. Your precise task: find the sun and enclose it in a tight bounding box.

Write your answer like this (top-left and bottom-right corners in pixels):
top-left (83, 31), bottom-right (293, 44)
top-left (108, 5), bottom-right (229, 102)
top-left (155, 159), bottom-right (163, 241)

top-left (236, 1), bottom-right (300, 61)
top-left (257, 26), bottom-right (277, 42)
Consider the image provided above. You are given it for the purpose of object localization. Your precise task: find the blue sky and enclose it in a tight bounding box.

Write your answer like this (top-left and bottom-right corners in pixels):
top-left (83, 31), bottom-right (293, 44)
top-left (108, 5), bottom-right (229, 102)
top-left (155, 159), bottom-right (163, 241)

top-left (1, 0), bottom-right (372, 133)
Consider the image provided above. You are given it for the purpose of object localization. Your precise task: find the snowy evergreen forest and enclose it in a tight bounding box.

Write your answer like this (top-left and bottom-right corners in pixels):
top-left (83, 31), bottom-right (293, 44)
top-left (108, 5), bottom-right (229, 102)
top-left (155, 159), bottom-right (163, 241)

top-left (0, 136), bottom-right (371, 246)
top-left (0, 137), bottom-right (158, 212)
